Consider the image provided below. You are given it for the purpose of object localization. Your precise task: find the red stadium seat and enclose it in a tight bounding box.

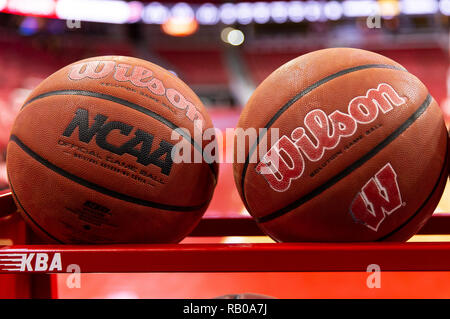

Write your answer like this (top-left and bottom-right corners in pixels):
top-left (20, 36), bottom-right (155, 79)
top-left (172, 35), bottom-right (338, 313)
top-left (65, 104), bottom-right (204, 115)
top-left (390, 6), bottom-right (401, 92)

top-left (157, 49), bottom-right (229, 86)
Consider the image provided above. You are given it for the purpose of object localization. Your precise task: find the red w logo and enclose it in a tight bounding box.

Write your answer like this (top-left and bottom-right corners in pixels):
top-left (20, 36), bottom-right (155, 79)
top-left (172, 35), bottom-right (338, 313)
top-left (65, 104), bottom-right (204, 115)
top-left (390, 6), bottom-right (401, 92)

top-left (350, 163), bottom-right (403, 232)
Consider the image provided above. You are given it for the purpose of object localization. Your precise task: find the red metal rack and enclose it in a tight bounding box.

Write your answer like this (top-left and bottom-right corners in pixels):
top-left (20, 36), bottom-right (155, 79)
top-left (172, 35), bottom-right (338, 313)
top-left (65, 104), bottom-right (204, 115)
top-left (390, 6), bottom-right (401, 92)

top-left (2, 191), bottom-right (450, 298)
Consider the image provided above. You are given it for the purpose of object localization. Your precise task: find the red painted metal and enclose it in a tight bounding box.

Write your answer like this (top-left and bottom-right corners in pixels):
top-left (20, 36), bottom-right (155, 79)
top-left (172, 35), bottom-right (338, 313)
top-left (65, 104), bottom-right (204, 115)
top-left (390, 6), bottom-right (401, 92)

top-left (0, 192), bottom-right (16, 218)
top-left (191, 217), bottom-right (263, 236)
top-left (1, 242), bottom-right (450, 273)
top-left (1, 191), bottom-right (450, 277)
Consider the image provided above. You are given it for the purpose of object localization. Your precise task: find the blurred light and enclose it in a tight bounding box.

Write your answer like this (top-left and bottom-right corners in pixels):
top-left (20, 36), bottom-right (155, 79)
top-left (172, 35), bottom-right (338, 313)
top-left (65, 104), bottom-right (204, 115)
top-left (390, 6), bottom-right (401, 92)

top-left (440, 0), bottom-right (450, 15)
top-left (161, 16), bottom-right (198, 36)
top-left (19, 16), bottom-right (39, 36)
top-left (270, 1), bottom-right (288, 23)
top-left (56, 0), bottom-right (130, 24)
top-left (142, 2), bottom-right (169, 24)
top-left (196, 3), bottom-right (219, 25)
top-left (0, 0), bottom-right (7, 11)
top-left (1, 0), bottom-right (447, 26)
top-left (163, 2), bottom-right (197, 36)
top-left (379, 0), bottom-right (400, 18)
top-left (168, 70), bottom-right (178, 77)
top-left (127, 1), bottom-right (143, 23)
top-left (288, 1), bottom-right (304, 22)
top-left (220, 26), bottom-right (234, 43)
top-left (220, 3), bottom-right (236, 24)
top-left (221, 27), bottom-right (245, 46)
top-left (304, 0), bottom-right (322, 22)
top-left (324, 1), bottom-right (343, 21)
top-left (171, 2), bottom-right (194, 20)
top-left (46, 17), bottom-right (65, 34)
top-left (227, 29), bottom-right (245, 46)
top-left (253, 2), bottom-right (271, 24)
top-left (8, 0), bottom-right (55, 16)
top-left (401, 0), bottom-right (439, 15)
top-left (236, 2), bottom-right (253, 25)
top-left (107, 291), bottom-right (139, 299)
top-left (342, 0), bottom-right (378, 17)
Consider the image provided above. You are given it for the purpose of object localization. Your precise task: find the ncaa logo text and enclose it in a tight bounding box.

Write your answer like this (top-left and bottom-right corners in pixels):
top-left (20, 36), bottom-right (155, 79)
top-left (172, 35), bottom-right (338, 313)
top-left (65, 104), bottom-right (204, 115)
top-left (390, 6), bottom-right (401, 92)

top-left (62, 108), bottom-right (175, 176)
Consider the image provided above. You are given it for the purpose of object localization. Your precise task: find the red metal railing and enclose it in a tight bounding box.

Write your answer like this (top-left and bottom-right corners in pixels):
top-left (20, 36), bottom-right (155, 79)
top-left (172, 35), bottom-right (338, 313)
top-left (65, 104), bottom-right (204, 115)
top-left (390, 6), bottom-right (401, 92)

top-left (1, 191), bottom-right (450, 274)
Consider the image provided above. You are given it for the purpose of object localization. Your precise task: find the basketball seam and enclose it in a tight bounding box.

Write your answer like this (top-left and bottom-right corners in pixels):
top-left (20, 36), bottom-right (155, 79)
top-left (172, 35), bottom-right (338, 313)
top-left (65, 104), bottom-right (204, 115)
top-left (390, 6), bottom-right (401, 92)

top-left (375, 130), bottom-right (448, 241)
top-left (8, 172), bottom-right (65, 244)
top-left (256, 94), bottom-right (432, 223)
top-left (9, 135), bottom-right (210, 212)
top-left (21, 89), bottom-right (217, 182)
top-left (240, 63), bottom-right (408, 209)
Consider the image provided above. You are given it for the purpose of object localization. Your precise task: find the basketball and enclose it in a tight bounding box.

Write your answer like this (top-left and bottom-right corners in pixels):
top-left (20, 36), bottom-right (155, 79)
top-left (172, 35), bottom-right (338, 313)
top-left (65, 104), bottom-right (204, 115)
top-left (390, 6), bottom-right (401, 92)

top-left (233, 48), bottom-right (448, 242)
top-left (6, 56), bottom-right (218, 244)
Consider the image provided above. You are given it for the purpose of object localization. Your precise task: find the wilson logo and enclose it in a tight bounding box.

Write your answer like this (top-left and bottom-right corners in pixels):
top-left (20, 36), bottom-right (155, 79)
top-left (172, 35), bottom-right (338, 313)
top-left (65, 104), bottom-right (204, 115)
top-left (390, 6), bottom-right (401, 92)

top-left (350, 163), bottom-right (403, 232)
top-left (62, 108), bottom-right (174, 176)
top-left (68, 60), bottom-right (205, 129)
top-left (256, 83), bottom-right (406, 192)
top-left (0, 253), bottom-right (62, 272)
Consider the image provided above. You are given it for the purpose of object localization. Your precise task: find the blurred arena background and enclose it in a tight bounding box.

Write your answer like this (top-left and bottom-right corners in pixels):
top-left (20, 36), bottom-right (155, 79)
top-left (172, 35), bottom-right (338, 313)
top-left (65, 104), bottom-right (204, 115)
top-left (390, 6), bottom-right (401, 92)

top-left (0, 0), bottom-right (449, 298)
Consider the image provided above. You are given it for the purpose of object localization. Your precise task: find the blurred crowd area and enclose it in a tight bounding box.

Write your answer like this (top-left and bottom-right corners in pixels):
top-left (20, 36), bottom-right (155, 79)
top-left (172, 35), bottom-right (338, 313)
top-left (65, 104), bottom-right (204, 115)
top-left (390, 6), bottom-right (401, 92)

top-left (0, 1), bottom-right (448, 215)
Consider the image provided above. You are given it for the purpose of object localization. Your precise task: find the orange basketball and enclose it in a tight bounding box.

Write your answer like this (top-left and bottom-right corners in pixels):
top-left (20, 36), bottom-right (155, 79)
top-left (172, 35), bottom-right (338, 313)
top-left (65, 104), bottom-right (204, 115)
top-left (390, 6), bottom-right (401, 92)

top-left (233, 48), bottom-right (448, 242)
top-left (7, 56), bottom-right (218, 244)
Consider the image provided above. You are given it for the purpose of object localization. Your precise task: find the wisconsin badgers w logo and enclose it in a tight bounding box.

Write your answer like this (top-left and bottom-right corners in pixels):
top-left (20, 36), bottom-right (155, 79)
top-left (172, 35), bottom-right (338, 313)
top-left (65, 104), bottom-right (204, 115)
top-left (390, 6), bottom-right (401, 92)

top-left (350, 163), bottom-right (403, 232)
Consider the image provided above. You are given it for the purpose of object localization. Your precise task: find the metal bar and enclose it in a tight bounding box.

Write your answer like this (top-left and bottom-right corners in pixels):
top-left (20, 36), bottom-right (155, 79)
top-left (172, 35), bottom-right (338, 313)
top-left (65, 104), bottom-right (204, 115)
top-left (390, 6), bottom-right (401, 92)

top-left (0, 192), bottom-right (16, 218)
top-left (1, 242), bottom-right (450, 273)
top-left (191, 217), bottom-right (263, 236)
top-left (30, 274), bottom-right (54, 299)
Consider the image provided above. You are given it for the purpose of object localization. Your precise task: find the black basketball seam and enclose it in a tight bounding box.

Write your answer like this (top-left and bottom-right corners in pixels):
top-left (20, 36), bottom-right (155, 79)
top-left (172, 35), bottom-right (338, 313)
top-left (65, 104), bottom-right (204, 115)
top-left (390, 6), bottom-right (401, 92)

top-left (9, 134), bottom-right (210, 212)
top-left (8, 172), bottom-right (65, 244)
top-left (256, 94), bottom-right (432, 223)
top-left (21, 89), bottom-right (217, 181)
top-left (240, 63), bottom-right (408, 208)
top-left (375, 129), bottom-right (448, 241)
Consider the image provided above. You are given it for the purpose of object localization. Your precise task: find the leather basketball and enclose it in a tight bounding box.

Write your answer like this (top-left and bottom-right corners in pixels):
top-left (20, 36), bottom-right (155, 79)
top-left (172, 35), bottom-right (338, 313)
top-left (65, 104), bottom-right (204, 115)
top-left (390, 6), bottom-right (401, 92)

top-left (7, 56), bottom-right (218, 244)
top-left (233, 48), bottom-right (448, 242)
